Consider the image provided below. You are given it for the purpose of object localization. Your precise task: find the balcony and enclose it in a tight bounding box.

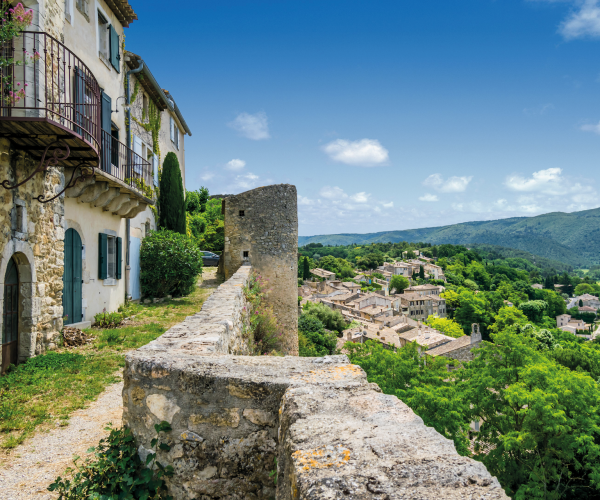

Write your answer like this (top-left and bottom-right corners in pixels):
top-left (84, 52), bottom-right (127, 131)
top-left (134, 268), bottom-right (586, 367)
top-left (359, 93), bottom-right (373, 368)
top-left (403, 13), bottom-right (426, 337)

top-left (0, 31), bottom-right (153, 207)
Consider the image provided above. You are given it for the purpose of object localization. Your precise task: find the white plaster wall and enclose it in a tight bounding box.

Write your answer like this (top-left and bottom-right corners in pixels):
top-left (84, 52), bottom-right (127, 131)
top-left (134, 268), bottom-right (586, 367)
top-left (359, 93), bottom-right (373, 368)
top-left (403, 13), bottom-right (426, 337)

top-left (64, 198), bottom-right (126, 320)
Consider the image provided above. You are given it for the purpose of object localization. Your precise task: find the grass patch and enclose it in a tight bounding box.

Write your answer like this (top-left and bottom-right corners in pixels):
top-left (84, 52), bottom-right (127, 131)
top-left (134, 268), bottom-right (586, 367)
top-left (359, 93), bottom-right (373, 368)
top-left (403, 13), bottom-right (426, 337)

top-left (0, 351), bottom-right (123, 449)
top-left (0, 273), bottom-right (216, 450)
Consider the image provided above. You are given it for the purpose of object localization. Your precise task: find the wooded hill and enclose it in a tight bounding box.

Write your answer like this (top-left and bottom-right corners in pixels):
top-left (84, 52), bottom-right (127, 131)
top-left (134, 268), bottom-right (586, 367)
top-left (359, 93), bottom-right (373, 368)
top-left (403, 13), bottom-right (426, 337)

top-left (298, 207), bottom-right (600, 268)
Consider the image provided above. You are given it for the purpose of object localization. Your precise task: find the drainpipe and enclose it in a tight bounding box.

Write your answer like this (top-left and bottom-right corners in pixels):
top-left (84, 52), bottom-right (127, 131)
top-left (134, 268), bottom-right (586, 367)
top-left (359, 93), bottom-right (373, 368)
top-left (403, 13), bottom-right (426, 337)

top-left (125, 59), bottom-right (144, 300)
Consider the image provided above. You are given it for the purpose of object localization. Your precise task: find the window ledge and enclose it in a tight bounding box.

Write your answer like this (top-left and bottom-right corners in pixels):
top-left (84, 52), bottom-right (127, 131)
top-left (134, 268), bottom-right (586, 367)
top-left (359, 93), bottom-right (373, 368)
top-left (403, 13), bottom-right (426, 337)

top-left (99, 54), bottom-right (112, 71)
top-left (102, 278), bottom-right (117, 286)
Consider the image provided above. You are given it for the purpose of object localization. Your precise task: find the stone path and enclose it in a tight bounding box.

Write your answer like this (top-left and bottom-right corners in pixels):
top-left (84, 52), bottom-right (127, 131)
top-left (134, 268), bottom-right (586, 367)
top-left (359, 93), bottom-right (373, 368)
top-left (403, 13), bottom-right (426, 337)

top-left (0, 268), bottom-right (220, 498)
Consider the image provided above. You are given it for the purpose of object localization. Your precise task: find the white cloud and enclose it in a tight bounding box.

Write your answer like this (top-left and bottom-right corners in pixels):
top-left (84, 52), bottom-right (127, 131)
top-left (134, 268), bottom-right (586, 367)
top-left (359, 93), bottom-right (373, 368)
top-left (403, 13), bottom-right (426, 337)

top-left (423, 173), bottom-right (473, 193)
top-left (560, 0), bottom-right (600, 39)
top-left (228, 112), bottom-right (270, 140)
top-left (419, 193), bottom-right (439, 202)
top-left (349, 192), bottom-right (370, 203)
top-left (200, 172), bottom-right (215, 181)
top-left (225, 158), bottom-right (246, 171)
top-left (382, 201), bottom-right (394, 208)
top-left (581, 121), bottom-right (600, 134)
top-left (298, 195), bottom-right (312, 206)
top-left (232, 172), bottom-right (260, 190)
top-left (319, 186), bottom-right (348, 200)
top-left (505, 167), bottom-right (564, 194)
top-left (322, 139), bottom-right (389, 167)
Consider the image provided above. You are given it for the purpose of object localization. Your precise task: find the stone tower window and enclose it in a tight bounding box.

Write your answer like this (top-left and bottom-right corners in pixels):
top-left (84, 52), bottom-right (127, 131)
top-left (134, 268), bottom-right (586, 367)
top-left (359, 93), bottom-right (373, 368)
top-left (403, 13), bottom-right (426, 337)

top-left (243, 251), bottom-right (249, 258)
top-left (239, 210), bottom-right (245, 217)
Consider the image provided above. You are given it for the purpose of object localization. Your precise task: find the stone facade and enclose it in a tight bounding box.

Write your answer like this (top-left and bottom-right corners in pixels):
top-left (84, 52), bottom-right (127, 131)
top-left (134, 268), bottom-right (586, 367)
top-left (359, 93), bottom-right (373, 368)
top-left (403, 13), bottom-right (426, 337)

top-left (123, 268), bottom-right (508, 500)
top-left (219, 184), bottom-right (298, 355)
top-left (0, 138), bottom-right (65, 357)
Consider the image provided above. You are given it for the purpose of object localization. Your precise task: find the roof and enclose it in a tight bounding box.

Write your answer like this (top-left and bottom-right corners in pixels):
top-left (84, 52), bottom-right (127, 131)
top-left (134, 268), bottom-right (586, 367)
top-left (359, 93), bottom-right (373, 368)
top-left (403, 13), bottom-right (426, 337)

top-left (427, 335), bottom-right (471, 357)
top-left (578, 294), bottom-right (599, 301)
top-left (310, 268), bottom-right (336, 278)
top-left (105, 0), bottom-right (138, 27)
top-left (579, 306), bottom-right (597, 312)
top-left (124, 52), bottom-right (192, 136)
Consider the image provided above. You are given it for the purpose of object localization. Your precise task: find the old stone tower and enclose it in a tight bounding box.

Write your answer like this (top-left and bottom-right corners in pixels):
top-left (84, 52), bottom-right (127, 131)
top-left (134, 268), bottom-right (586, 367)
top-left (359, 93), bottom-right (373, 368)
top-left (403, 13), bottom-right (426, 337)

top-left (219, 184), bottom-right (298, 355)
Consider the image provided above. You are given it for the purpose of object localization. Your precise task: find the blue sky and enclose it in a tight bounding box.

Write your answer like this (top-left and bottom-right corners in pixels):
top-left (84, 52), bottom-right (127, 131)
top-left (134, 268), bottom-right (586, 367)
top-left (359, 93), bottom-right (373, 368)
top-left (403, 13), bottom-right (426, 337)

top-left (128, 0), bottom-right (600, 236)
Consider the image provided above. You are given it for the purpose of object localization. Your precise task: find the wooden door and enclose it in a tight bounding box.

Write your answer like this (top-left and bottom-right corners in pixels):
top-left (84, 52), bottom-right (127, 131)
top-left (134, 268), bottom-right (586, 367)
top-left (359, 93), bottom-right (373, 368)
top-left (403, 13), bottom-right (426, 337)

top-left (63, 228), bottom-right (82, 325)
top-left (2, 258), bottom-right (18, 373)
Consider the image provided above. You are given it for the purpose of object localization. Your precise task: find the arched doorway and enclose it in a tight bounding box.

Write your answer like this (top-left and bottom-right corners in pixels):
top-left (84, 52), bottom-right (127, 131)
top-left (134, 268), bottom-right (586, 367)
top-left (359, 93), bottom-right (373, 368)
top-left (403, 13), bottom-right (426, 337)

top-left (63, 228), bottom-right (83, 325)
top-left (2, 258), bottom-right (18, 373)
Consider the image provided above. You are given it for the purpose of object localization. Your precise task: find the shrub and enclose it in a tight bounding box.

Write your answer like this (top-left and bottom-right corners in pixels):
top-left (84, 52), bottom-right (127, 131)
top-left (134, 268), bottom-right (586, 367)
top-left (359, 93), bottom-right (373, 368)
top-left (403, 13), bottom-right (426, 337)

top-left (243, 273), bottom-right (285, 355)
top-left (298, 314), bottom-right (337, 356)
top-left (49, 422), bottom-right (173, 499)
top-left (93, 310), bottom-right (125, 328)
top-left (302, 301), bottom-right (347, 334)
top-left (140, 230), bottom-right (203, 299)
top-left (158, 152), bottom-right (186, 234)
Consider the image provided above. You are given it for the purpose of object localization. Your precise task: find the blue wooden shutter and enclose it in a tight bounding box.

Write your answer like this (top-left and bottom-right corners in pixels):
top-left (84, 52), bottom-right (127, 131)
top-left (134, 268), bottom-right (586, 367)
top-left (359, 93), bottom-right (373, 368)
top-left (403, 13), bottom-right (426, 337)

top-left (116, 237), bottom-right (122, 279)
top-left (98, 233), bottom-right (108, 279)
top-left (63, 228), bottom-right (73, 324)
top-left (101, 92), bottom-right (112, 173)
top-left (72, 230), bottom-right (83, 322)
top-left (110, 25), bottom-right (120, 72)
top-left (73, 68), bottom-right (85, 136)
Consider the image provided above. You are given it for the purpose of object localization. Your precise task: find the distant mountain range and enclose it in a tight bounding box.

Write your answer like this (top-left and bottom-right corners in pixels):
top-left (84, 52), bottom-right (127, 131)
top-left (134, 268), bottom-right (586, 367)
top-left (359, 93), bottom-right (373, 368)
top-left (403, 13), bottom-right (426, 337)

top-left (298, 207), bottom-right (600, 268)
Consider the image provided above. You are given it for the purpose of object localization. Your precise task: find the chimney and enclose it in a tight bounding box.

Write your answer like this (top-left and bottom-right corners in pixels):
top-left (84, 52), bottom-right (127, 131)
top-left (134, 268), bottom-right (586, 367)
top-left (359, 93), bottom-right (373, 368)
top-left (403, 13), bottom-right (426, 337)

top-left (379, 324), bottom-right (384, 330)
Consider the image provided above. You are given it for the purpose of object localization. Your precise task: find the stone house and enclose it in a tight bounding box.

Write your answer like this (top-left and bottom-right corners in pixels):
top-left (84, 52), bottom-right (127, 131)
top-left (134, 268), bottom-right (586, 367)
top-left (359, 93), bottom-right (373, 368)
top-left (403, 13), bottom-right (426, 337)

top-left (427, 324), bottom-right (483, 362)
top-left (404, 284), bottom-right (445, 296)
top-left (0, 0), bottom-right (189, 372)
top-left (532, 283), bottom-right (543, 290)
top-left (310, 267), bottom-right (336, 281)
top-left (556, 314), bottom-right (589, 334)
top-left (342, 320), bottom-right (401, 349)
top-left (397, 323), bottom-right (454, 350)
top-left (398, 292), bottom-right (447, 320)
top-left (568, 293), bottom-right (600, 310)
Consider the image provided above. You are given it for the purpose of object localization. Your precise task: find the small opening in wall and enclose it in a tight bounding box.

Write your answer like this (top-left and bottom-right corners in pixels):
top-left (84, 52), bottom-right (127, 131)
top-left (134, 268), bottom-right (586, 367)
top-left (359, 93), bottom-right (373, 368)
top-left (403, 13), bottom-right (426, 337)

top-left (239, 210), bottom-right (245, 217)
top-left (16, 205), bottom-right (24, 232)
top-left (243, 251), bottom-right (249, 258)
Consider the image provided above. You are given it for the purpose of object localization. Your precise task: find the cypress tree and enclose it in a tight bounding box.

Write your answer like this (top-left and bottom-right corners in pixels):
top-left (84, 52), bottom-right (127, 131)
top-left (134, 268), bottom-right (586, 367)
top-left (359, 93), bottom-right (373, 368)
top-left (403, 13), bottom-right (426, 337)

top-left (303, 256), bottom-right (310, 280)
top-left (159, 152), bottom-right (186, 234)
top-left (419, 265), bottom-right (425, 279)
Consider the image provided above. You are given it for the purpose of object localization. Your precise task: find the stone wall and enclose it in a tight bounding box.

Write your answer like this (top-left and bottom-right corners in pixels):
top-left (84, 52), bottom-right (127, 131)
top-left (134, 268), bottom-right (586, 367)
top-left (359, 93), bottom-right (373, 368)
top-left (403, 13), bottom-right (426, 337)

top-left (0, 138), bottom-right (65, 357)
top-left (219, 184), bottom-right (298, 355)
top-left (123, 267), bottom-right (509, 500)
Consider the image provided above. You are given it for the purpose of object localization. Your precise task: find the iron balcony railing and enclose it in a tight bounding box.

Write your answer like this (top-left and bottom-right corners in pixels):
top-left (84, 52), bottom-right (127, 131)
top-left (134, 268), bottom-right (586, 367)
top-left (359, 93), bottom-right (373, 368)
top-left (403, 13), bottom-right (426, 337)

top-left (101, 130), bottom-right (153, 197)
top-left (0, 30), bottom-right (101, 152)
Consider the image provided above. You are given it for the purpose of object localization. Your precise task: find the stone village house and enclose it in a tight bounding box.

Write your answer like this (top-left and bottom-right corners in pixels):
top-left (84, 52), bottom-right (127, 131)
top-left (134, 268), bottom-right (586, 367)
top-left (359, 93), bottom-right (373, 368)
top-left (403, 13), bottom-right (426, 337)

top-left (0, 0), bottom-right (189, 372)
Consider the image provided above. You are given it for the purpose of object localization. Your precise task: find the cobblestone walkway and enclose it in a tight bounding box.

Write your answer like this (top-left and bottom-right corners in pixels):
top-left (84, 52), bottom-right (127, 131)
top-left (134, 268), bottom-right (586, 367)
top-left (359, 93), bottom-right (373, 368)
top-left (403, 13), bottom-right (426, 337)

top-left (0, 268), bottom-right (220, 499)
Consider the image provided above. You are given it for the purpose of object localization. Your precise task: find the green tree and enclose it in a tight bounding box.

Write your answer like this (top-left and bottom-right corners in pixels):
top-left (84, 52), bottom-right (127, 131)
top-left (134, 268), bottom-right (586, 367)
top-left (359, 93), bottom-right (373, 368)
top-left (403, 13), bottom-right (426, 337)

top-left (390, 275), bottom-right (410, 294)
top-left (489, 306), bottom-right (529, 334)
top-left (298, 315), bottom-right (337, 356)
top-left (425, 316), bottom-right (464, 338)
top-left (418, 265), bottom-right (425, 279)
top-left (462, 330), bottom-right (600, 499)
top-left (185, 187), bottom-right (209, 214)
top-left (519, 300), bottom-right (549, 323)
top-left (302, 301), bottom-right (347, 333)
top-left (158, 152), bottom-right (186, 234)
top-left (575, 283), bottom-right (595, 296)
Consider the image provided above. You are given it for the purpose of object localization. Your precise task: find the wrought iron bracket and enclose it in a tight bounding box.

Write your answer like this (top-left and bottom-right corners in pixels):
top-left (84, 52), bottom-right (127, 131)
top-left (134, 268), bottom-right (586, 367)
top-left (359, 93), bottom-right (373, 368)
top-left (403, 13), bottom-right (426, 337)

top-left (0, 141), bottom-right (96, 203)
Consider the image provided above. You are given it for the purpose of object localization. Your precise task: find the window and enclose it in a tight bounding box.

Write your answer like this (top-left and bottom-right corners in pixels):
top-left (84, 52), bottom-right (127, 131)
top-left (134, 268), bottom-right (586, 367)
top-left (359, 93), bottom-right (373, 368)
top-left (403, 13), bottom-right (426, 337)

top-left (142, 94), bottom-right (148, 118)
top-left (239, 210), bottom-right (245, 217)
top-left (243, 251), bottom-right (249, 258)
top-left (65, 0), bottom-right (72, 22)
top-left (145, 222), bottom-right (150, 236)
top-left (107, 236), bottom-right (116, 279)
top-left (76, 0), bottom-right (89, 20)
top-left (98, 11), bottom-right (109, 60)
top-left (170, 116), bottom-right (179, 150)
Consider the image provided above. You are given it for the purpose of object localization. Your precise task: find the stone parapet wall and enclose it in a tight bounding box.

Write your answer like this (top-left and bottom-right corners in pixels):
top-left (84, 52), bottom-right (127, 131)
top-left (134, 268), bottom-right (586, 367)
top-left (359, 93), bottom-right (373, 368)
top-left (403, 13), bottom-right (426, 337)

top-left (124, 269), bottom-right (509, 499)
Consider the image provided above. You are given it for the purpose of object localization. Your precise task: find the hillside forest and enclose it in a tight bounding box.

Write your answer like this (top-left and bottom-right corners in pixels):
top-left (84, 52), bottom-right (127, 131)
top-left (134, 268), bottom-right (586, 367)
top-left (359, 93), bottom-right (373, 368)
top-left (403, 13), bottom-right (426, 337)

top-left (297, 241), bottom-right (600, 499)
